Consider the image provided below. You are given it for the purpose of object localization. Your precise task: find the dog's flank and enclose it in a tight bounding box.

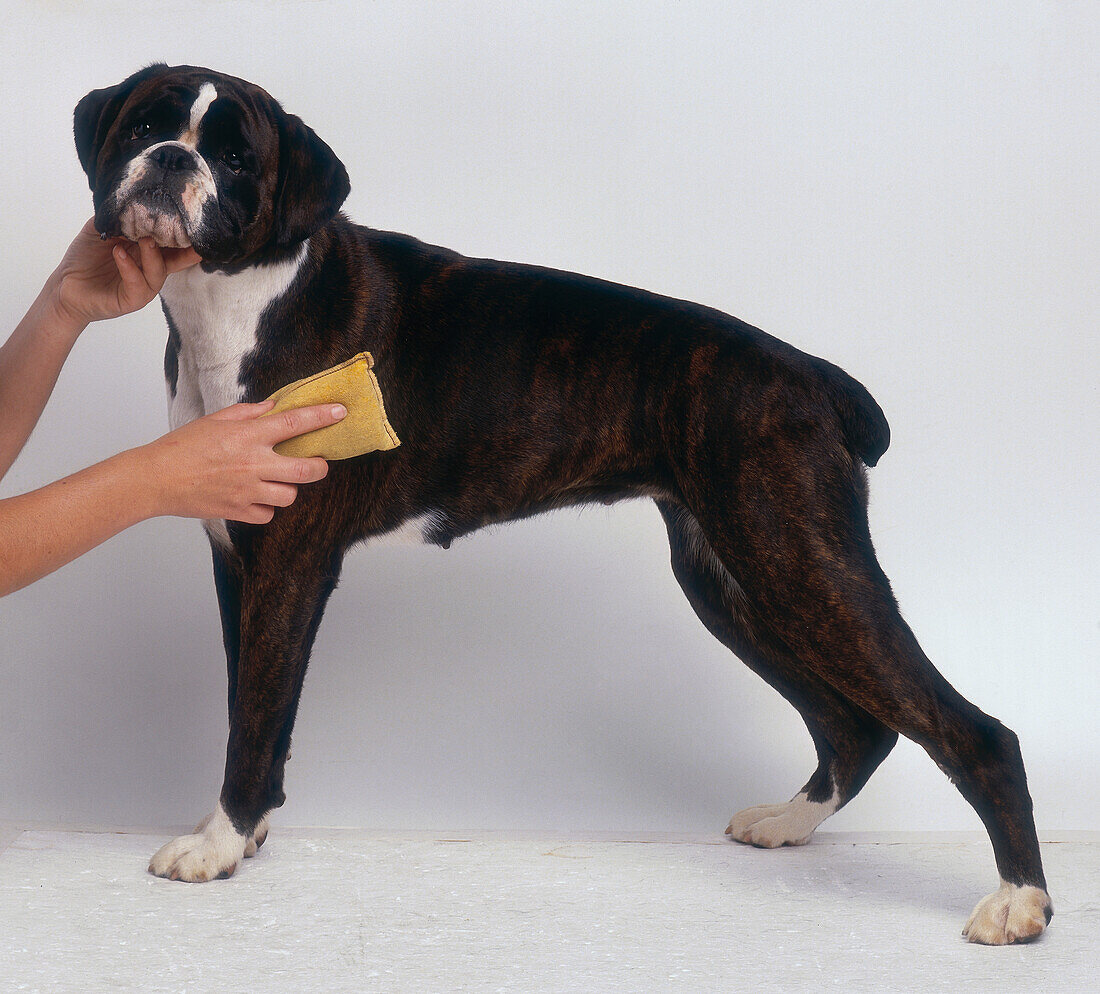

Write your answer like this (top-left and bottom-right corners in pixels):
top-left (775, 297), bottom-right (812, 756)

top-left (73, 64), bottom-right (1051, 945)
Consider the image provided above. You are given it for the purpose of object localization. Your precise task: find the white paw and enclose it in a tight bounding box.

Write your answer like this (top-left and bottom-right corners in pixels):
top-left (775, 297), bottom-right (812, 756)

top-left (962, 882), bottom-right (1052, 945)
top-left (192, 811), bottom-right (269, 858)
top-left (725, 791), bottom-right (838, 848)
top-left (149, 803), bottom-right (250, 882)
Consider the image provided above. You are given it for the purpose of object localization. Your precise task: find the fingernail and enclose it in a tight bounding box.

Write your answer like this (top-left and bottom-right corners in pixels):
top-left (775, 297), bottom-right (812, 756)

top-left (330, 405), bottom-right (347, 419)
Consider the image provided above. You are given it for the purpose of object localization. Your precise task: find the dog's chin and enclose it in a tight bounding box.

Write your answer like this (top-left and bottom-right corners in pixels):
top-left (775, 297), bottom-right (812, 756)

top-left (117, 201), bottom-right (192, 249)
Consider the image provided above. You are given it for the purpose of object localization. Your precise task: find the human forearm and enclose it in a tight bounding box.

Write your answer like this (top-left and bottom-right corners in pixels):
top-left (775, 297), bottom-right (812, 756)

top-left (0, 447), bottom-right (156, 597)
top-left (0, 401), bottom-right (343, 597)
top-left (0, 274), bottom-right (86, 477)
top-left (0, 220), bottom-right (201, 482)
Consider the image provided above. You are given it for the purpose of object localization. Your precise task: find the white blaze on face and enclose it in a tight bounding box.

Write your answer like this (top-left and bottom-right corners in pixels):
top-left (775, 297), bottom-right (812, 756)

top-left (113, 81), bottom-right (220, 247)
top-left (181, 82), bottom-right (218, 145)
top-left (175, 83), bottom-right (220, 228)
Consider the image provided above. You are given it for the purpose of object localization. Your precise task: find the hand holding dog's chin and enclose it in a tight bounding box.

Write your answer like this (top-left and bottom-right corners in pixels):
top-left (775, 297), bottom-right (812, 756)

top-left (46, 218), bottom-right (201, 335)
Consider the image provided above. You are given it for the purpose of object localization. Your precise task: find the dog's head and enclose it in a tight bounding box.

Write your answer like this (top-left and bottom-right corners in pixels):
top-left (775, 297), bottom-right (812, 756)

top-left (74, 64), bottom-right (349, 265)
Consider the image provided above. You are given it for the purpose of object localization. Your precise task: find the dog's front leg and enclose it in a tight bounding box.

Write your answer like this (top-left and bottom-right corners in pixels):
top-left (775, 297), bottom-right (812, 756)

top-left (149, 528), bottom-right (343, 881)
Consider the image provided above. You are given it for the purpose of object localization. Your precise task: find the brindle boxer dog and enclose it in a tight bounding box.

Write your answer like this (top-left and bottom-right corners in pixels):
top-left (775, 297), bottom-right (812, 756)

top-left (74, 64), bottom-right (1052, 943)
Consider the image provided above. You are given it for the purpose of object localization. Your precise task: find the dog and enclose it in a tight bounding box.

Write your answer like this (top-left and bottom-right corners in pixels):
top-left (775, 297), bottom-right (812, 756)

top-left (74, 64), bottom-right (1052, 944)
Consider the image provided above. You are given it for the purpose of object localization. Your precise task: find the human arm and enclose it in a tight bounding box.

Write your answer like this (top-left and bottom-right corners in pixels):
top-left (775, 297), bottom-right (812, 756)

top-left (0, 219), bottom-right (200, 477)
top-left (0, 400), bottom-right (345, 598)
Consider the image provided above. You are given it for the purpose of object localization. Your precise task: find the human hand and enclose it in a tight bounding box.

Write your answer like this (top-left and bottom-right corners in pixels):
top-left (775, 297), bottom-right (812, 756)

top-left (48, 217), bottom-right (201, 332)
top-left (137, 401), bottom-right (348, 524)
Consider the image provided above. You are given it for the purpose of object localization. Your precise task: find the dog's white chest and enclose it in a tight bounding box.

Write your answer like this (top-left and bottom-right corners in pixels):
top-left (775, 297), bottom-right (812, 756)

top-left (161, 245), bottom-right (308, 429)
top-left (159, 246), bottom-right (307, 547)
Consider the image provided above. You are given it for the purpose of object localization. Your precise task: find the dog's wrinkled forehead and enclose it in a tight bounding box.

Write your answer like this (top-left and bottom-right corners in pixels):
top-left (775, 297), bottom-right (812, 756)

top-left (116, 71), bottom-right (274, 154)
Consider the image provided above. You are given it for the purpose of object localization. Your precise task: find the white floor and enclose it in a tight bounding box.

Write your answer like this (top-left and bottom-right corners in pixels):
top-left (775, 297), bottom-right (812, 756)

top-left (0, 828), bottom-right (1095, 993)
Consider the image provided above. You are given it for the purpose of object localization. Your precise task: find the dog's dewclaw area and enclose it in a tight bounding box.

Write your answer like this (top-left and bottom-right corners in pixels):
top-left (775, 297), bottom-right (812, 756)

top-left (0, 830), bottom-right (1095, 993)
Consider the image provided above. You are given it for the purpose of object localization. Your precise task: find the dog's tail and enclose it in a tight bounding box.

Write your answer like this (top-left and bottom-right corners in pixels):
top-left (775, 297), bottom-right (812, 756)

top-left (817, 360), bottom-right (891, 467)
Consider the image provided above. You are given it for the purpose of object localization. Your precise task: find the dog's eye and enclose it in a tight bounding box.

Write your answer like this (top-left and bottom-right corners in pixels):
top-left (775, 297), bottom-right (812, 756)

top-left (223, 151), bottom-right (243, 174)
top-left (130, 122), bottom-right (151, 141)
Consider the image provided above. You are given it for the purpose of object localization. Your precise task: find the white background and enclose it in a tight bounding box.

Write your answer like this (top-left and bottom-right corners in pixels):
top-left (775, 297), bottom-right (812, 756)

top-left (0, 1), bottom-right (1095, 835)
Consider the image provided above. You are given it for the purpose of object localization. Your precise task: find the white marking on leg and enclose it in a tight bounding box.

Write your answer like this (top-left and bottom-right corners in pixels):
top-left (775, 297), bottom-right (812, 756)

top-left (192, 809), bottom-right (269, 858)
top-left (148, 801), bottom-right (250, 882)
top-left (963, 880), bottom-right (1052, 944)
top-left (204, 518), bottom-right (234, 550)
top-left (726, 781), bottom-right (840, 848)
top-left (161, 243), bottom-right (309, 549)
top-left (244, 815), bottom-right (270, 858)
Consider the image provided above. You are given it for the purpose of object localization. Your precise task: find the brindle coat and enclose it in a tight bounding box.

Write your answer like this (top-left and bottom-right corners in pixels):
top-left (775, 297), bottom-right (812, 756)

top-left (74, 65), bottom-right (1049, 940)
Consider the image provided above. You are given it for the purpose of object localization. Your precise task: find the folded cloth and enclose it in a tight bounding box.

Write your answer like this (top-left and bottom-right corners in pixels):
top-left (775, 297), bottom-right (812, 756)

top-left (264, 351), bottom-right (400, 459)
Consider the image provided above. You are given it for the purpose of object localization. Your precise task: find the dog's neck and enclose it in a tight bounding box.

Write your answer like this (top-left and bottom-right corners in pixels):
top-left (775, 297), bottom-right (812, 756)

top-left (160, 240), bottom-right (310, 427)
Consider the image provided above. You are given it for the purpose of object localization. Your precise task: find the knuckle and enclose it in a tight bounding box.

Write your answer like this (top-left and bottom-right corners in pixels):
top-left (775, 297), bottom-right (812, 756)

top-left (294, 458), bottom-right (325, 484)
top-left (281, 410), bottom-right (304, 435)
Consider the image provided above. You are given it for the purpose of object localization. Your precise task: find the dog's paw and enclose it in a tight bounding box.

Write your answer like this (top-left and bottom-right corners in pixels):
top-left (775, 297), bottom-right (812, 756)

top-left (149, 804), bottom-right (250, 882)
top-left (192, 811), bottom-right (269, 858)
top-left (962, 882), bottom-right (1052, 945)
top-left (725, 793), bottom-right (836, 848)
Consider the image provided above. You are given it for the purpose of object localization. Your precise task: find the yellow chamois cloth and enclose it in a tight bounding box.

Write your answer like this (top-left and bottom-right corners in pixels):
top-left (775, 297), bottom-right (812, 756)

top-left (264, 352), bottom-right (400, 459)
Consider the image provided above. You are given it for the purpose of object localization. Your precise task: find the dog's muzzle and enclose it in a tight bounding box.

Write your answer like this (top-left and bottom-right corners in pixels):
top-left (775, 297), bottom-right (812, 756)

top-left (112, 141), bottom-right (216, 248)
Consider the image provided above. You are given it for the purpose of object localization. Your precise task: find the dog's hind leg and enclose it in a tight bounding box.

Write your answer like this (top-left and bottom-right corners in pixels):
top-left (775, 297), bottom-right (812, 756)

top-left (149, 526), bottom-right (342, 882)
top-left (676, 432), bottom-right (1052, 944)
top-left (658, 500), bottom-right (897, 847)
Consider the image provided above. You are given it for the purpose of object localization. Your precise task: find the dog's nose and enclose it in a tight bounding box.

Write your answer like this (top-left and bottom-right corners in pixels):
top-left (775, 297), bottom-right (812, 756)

top-left (149, 144), bottom-right (196, 173)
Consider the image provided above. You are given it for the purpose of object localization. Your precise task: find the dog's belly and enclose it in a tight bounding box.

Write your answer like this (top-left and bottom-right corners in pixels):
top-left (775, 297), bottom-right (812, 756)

top-left (362, 512), bottom-right (446, 547)
top-left (160, 244), bottom-right (309, 546)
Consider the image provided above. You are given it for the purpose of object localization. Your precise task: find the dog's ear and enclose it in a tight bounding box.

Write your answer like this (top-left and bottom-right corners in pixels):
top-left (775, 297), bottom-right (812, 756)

top-left (272, 110), bottom-right (350, 250)
top-left (74, 64), bottom-right (167, 190)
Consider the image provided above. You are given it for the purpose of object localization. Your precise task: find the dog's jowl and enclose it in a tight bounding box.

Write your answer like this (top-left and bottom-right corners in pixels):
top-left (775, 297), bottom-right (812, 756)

top-left (74, 64), bottom-right (1052, 944)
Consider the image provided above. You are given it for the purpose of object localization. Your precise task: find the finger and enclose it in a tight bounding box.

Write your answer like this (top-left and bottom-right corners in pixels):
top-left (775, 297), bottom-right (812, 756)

top-left (162, 246), bottom-right (202, 274)
top-left (265, 456), bottom-right (329, 485)
top-left (208, 399), bottom-right (277, 421)
top-left (237, 504), bottom-right (276, 525)
top-left (259, 483), bottom-right (299, 507)
top-left (112, 242), bottom-right (146, 290)
top-left (259, 403), bottom-right (347, 444)
top-left (137, 236), bottom-right (168, 288)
